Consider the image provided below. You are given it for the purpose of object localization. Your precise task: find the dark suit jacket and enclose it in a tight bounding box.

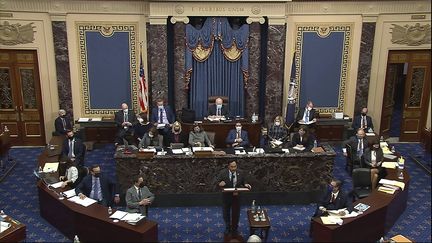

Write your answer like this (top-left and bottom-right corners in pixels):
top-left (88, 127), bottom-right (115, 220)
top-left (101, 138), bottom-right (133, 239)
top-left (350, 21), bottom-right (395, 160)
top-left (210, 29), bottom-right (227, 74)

top-left (291, 133), bottom-right (314, 151)
top-left (208, 104), bottom-right (229, 117)
top-left (61, 138), bottom-right (85, 165)
top-left (125, 185), bottom-right (155, 215)
top-left (225, 129), bottom-right (250, 147)
top-left (54, 116), bottom-right (72, 135)
top-left (363, 147), bottom-right (384, 167)
top-left (216, 169), bottom-right (248, 190)
top-left (296, 108), bottom-right (318, 122)
top-left (150, 106), bottom-right (175, 124)
top-left (314, 189), bottom-right (353, 217)
top-left (352, 115), bottom-right (374, 131)
top-left (75, 173), bottom-right (118, 206)
top-left (114, 109), bottom-right (138, 128)
top-left (166, 131), bottom-right (188, 147)
top-left (342, 136), bottom-right (368, 156)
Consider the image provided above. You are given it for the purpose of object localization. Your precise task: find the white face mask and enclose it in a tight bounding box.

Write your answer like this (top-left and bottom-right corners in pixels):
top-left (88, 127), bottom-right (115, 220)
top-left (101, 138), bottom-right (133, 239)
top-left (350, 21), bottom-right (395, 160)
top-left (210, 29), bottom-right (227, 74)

top-left (307, 107), bottom-right (312, 111)
top-left (158, 105), bottom-right (164, 109)
top-left (137, 117), bottom-right (143, 123)
top-left (123, 109), bottom-right (128, 112)
top-left (216, 104), bottom-right (222, 109)
top-left (275, 122), bottom-right (280, 126)
top-left (148, 134), bottom-right (154, 138)
top-left (236, 127), bottom-right (241, 131)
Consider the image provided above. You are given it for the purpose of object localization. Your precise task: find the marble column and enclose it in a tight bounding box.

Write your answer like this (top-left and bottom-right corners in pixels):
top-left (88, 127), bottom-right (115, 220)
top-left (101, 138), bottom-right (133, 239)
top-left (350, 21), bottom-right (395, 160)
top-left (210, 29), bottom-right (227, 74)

top-left (245, 23), bottom-right (261, 119)
top-left (173, 23), bottom-right (188, 114)
top-left (264, 24), bottom-right (286, 126)
top-left (355, 23), bottom-right (376, 113)
top-left (52, 21), bottom-right (73, 118)
top-left (146, 23), bottom-right (168, 106)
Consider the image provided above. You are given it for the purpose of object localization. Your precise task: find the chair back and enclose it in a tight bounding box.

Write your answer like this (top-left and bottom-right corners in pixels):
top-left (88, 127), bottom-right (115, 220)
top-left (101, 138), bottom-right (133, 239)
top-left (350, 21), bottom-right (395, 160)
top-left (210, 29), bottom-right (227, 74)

top-left (352, 168), bottom-right (371, 188)
top-left (208, 96), bottom-right (229, 112)
top-left (206, 131), bottom-right (216, 146)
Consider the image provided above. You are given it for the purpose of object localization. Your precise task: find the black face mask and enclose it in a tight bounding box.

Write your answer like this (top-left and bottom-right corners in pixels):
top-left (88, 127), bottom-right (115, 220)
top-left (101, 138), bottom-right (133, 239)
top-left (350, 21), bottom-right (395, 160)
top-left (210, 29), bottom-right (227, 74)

top-left (93, 173), bottom-right (101, 178)
top-left (68, 136), bottom-right (74, 140)
top-left (361, 113), bottom-right (366, 116)
top-left (139, 182), bottom-right (145, 188)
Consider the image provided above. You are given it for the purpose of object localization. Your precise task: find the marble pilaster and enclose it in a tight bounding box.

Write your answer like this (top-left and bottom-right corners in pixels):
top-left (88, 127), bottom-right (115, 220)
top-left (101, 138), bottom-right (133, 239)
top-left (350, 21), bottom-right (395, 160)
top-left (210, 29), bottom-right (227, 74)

top-left (245, 23), bottom-right (261, 119)
top-left (173, 23), bottom-right (188, 114)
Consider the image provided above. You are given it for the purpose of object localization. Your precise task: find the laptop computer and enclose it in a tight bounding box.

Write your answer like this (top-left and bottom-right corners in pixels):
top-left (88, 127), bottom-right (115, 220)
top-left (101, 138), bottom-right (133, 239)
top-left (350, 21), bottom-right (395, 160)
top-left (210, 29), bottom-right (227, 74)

top-left (170, 143), bottom-right (184, 149)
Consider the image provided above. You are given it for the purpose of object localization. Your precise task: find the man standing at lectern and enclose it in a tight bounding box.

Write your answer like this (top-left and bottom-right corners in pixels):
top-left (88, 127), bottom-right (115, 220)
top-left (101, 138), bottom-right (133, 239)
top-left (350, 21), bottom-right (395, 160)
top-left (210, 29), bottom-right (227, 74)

top-left (216, 161), bottom-right (251, 235)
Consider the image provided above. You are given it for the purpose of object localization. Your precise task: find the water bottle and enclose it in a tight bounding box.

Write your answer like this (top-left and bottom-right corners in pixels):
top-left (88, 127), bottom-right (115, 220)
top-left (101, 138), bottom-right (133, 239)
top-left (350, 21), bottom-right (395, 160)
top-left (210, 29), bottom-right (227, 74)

top-left (73, 235), bottom-right (80, 243)
top-left (108, 206), bottom-right (112, 215)
top-left (380, 136), bottom-right (384, 142)
top-left (251, 200), bottom-right (256, 213)
top-left (313, 140), bottom-right (318, 148)
top-left (38, 166), bottom-right (42, 173)
top-left (391, 146), bottom-right (396, 153)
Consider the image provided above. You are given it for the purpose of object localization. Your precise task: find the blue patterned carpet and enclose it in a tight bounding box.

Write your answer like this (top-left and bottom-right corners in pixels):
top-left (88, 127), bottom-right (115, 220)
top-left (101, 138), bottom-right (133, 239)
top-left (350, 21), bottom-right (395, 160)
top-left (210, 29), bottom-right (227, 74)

top-left (0, 143), bottom-right (430, 242)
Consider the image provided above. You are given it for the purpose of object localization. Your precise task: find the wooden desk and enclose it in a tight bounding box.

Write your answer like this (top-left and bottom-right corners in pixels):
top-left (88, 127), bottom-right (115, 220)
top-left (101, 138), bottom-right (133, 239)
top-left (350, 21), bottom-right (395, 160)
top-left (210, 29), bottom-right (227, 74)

top-left (76, 120), bottom-right (117, 143)
top-left (247, 209), bottom-right (271, 242)
top-left (37, 136), bottom-right (158, 242)
top-left (0, 216), bottom-right (26, 242)
top-left (115, 144), bottom-right (336, 206)
top-left (310, 168), bottom-right (410, 242)
top-left (315, 118), bottom-right (351, 141)
top-left (182, 120), bottom-right (261, 148)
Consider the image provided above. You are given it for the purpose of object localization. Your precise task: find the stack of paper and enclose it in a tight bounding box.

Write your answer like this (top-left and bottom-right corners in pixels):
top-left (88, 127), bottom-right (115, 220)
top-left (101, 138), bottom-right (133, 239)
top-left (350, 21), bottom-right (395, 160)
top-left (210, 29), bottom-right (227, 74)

top-left (383, 154), bottom-right (397, 160)
top-left (0, 221), bottom-right (11, 233)
top-left (171, 149), bottom-right (184, 154)
top-left (320, 216), bottom-right (343, 225)
top-left (235, 150), bottom-right (246, 155)
top-left (43, 162), bottom-right (59, 172)
top-left (78, 118), bottom-right (90, 122)
top-left (378, 186), bottom-right (396, 194)
top-left (109, 210), bottom-right (128, 220)
top-left (122, 213), bottom-right (145, 225)
top-left (292, 145), bottom-right (305, 151)
top-left (68, 196), bottom-right (97, 207)
top-left (91, 117), bottom-right (102, 121)
top-left (62, 189), bottom-right (76, 198)
top-left (365, 132), bottom-right (375, 136)
top-left (379, 178), bottom-right (405, 190)
top-left (382, 147), bottom-right (393, 154)
top-left (181, 148), bottom-right (190, 153)
top-left (381, 162), bottom-right (398, 169)
top-left (50, 181), bottom-right (64, 188)
top-left (192, 147), bottom-right (214, 152)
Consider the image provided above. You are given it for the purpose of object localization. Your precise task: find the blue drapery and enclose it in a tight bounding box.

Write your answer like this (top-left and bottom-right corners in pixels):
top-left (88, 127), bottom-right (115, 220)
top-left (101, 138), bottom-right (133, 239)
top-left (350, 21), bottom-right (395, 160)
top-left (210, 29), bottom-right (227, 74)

top-left (185, 17), bottom-right (249, 119)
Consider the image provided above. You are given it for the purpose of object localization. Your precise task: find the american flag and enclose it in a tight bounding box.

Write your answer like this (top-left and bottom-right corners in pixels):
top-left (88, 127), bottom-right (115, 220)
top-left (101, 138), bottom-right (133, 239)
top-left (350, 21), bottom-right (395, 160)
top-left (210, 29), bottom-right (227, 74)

top-left (138, 52), bottom-right (148, 113)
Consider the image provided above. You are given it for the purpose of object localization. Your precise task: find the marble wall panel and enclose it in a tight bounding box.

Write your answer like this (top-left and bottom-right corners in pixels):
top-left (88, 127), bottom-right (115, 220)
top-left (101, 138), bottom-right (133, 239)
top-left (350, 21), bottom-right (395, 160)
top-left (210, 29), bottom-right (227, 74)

top-left (355, 23), bottom-right (376, 114)
top-left (52, 21), bottom-right (73, 118)
top-left (147, 24), bottom-right (168, 107)
top-left (245, 23), bottom-right (261, 119)
top-left (264, 25), bottom-right (286, 126)
top-left (173, 23), bottom-right (188, 115)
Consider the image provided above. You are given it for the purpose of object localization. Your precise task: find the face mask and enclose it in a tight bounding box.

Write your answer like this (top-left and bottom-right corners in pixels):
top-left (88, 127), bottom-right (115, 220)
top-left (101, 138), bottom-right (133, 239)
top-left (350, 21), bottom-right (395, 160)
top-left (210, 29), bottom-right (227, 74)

top-left (361, 113), bottom-right (366, 116)
top-left (123, 109), bottom-right (128, 112)
top-left (275, 122), bottom-right (280, 126)
top-left (158, 105), bottom-right (164, 109)
top-left (307, 107), bottom-right (312, 111)
top-left (68, 135), bottom-right (74, 140)
top-left (236, 127), bottom-right (241, 131)
top-left (139, 182), bottom-right (145, 188)
top-left (194, 128), bottom-right (200, 133)
top-left (174, 127), bottom-right (180, 132)
top-left (373, 145), bottom-right (380, 150)
top-left (137, 117), bottom-right (143, 123)
top-left (93, 173), bottom-right (100, 178)
top-left (216, 104), bottom-right (222, 109)
top-left (149, 134), bottom-right (154, 138)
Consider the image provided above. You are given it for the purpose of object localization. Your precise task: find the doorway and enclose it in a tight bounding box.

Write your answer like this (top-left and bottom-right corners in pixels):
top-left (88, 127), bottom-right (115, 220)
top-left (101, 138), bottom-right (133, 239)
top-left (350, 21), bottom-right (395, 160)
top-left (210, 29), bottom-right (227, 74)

top-left (380, 50), bottom-right (431, 142)
top-left (0, 49), bottom-right (46, 146)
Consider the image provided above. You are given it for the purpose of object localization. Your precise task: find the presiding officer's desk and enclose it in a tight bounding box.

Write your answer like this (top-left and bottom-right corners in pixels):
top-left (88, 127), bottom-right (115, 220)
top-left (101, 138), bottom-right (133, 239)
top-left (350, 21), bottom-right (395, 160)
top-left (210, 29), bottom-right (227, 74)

top-left (311, 167), bottom-right (410, 242)
top-left (115, 144), bottom-right (336, 206)
top-left (37, 136), bottom-right (158, 242)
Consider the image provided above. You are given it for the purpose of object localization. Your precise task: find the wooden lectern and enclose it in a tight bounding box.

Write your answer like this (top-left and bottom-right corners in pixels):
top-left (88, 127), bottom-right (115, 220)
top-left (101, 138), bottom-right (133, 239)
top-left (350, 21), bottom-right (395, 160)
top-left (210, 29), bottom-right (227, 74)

top-left (222, 187), bottom-right (249, 241)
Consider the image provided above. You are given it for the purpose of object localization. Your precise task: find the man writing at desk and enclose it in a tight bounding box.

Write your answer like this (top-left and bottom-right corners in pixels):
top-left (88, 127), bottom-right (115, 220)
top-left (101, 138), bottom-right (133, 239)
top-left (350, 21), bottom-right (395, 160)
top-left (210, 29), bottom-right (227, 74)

top-left (75, 165), bottom-right (120, 207)
top-left (216, 161), bottom-right (251, 235)
top-left (313, 178), bottom-right (353, 217)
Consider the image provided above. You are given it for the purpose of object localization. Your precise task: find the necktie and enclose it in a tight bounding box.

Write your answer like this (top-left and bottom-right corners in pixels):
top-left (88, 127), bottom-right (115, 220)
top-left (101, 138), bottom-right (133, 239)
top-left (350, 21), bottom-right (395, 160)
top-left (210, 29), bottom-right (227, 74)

top-left (61, 118), bottom-right (66, 130)
top-left (93, 178), bottom-right (102, 201)
top-left (124, 112), bottom-right (128, 122)
top-left (357, 139), bottom-right (363, 157)
top-left (231, 172), bottom-right (236, 187)
top-left (217, 107), bottom-right (221, 116)
top-left (159, 109), bottom-right (163, 123)
top-left (305, 110), bottom-right (309, 122)
top-left (300, 136), bottom-right (303, 143)
top-left (236, 131), bottom-right (240, 139)
top-left (331, 193), bottom-right (335, 203)
top-left (68, 140), bottom-right (73, 158)
top-left (363, 117), bottom-right (367, 128)
top-left (138, 188), bottom-right (142, 200)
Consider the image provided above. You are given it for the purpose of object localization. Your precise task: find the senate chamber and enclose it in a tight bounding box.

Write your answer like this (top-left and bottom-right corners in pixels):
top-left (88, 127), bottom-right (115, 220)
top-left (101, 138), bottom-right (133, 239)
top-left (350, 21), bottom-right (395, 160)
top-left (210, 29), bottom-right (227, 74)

top-left (0, 0), bottom-right (430, 242)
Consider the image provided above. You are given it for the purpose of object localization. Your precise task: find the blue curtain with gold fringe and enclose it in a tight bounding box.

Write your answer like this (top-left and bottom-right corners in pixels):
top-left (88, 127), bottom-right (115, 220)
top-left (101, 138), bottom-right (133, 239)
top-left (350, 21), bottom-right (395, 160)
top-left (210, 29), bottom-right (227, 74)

top-left (185, 17), bottom-right (249, 119)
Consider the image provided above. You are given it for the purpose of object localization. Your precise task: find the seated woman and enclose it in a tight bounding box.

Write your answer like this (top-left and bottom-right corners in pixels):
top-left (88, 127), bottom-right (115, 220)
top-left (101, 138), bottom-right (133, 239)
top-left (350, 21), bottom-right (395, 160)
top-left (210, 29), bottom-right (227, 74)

top-left (291, 125), bottom-right (314, 151)
top-left (188, 124), bottom-right (213, 147)
top-left (363, 139), bottom-right (387, 190)
top-left (268, 115), bottom-right (289, 148)
top-left (59, 159), bottom-right (79, 188)
top-left (139, 127), bottom-right (163, 148)
top-left (134, 113), bottom-right (153, 141)
top-left (166, 121), bottom-right (188, 147)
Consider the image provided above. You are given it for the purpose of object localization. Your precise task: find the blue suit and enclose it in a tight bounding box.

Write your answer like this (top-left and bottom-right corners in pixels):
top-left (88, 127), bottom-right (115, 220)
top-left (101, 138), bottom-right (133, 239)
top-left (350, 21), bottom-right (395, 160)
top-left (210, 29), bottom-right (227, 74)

top-left (75, 173), bottom-right (118, 207)
top-left (150, 106), bottom-right (175, 125)
top-left (225, 129), bottom-right (250, 147)
top-left (61, 138), bottom-right (85, 166)
top-left (352, 115), bottom-right (374, 131)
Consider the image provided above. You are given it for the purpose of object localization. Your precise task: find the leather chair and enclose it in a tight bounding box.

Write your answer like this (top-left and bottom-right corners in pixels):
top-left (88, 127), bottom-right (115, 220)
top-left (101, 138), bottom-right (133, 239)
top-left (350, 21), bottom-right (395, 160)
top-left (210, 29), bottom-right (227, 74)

top-left (208, 96), bottom-right (229, 110)
top-left (206, 131), bottom-right (216, 147)
top-left (351, 168), bottom-right (372, 200)
top-left (345, 144), bottom-right (363, 176)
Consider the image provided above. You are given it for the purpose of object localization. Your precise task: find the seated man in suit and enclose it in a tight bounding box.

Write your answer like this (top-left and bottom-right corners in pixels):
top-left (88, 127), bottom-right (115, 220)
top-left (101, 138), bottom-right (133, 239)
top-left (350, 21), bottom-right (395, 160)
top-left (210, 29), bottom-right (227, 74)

top-left (208, 97), bottom-right (229, 118)
top-left (352, 107), bottom-right (374, 132)
top-left (75, 164), bottom-right (120, 207)
top-left (226, 122), bottom-right (250, 147)
top-left (139, 127), bottom-right (163, 149)
top-left (151, 98), bottom-right (175, 137)
top-left (342, 128), bottom-right (368, 160)
top-left (114, 103), bottom-right (138, 146)
top-left (61, 130), bottom-right (85, 167)
top-left (313, 178), bottom-right (353, 217)
top-left (216, 161), bottom-right (251, 235)
top-left (54, 109), bottom-right (72, 136)
top-left (126, 175), bottom-right (155, 216)
top-left (291, 125), bottom-right (314, 151)
top-left (296, 100), bottom-right (318, 129)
